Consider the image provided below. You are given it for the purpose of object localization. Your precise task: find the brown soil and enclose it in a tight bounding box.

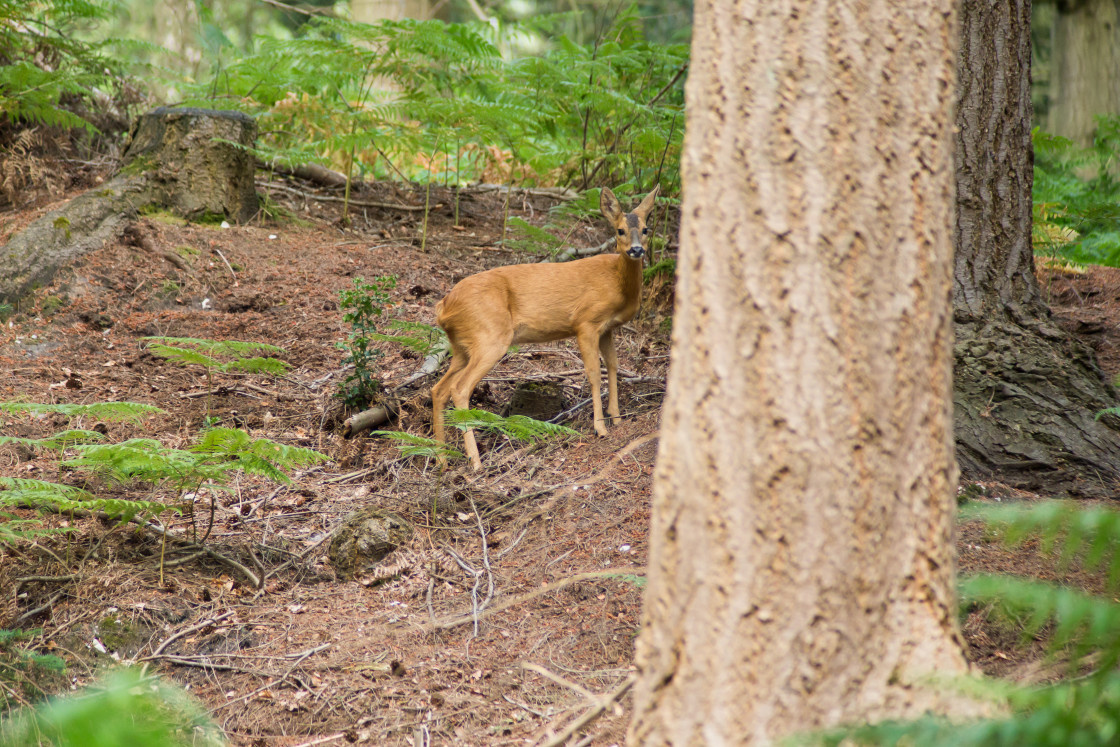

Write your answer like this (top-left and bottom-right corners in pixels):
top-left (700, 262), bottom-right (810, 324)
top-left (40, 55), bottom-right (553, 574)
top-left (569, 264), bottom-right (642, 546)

top-left (1, 176), bottom-right (1118, 746)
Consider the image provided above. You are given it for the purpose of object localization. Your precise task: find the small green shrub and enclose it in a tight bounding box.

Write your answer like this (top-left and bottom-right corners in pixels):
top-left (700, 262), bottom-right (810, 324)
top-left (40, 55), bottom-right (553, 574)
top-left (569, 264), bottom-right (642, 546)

top-left (337, 275), bottom-right (397, 410)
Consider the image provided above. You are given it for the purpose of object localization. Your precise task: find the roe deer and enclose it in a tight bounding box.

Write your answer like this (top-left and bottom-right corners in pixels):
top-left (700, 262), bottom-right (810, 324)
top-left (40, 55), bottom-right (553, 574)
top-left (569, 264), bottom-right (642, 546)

top-left (432, 184), bottom-right (660, 470)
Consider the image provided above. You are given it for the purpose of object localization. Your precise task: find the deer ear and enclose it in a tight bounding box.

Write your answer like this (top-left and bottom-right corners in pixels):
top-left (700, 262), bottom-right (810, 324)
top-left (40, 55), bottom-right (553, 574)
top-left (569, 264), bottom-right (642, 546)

top-left (600, 187), bottom-right (623, 222)
top-left (634, 184), bottom-right (660, 219)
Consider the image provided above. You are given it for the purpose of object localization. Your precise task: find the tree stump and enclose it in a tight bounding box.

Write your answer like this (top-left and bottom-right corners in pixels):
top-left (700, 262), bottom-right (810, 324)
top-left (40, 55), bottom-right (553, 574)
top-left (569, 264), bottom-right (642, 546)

top-left (0, 108), bottom-right (258, 304)
top-left (123, 107), bottom-right (258, 223)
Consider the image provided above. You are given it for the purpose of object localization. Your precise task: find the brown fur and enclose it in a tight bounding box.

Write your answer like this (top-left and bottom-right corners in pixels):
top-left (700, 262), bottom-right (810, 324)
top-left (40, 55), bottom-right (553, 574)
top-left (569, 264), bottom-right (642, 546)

top-left (432, 185), bottom-right (660, 470)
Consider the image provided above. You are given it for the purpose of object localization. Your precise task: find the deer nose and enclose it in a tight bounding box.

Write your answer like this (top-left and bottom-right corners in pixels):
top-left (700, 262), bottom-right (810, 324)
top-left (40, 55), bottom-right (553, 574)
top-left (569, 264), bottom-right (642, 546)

top-left (627, 245), bottom-right (644, 259)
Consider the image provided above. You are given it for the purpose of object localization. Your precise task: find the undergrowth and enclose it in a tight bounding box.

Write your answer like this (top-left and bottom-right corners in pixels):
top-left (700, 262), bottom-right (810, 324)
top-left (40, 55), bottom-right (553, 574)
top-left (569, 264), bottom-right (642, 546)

top-left (1033, 115), bottom-right (1120, 268)
top-left (180, 4), bottom-right (685, 196)
top-left (338, 275), bottom-right (398, 410)
top-left (0, 668), bottom-right (224, 746)
top-left (816, 499), bottom-right (1120, 746)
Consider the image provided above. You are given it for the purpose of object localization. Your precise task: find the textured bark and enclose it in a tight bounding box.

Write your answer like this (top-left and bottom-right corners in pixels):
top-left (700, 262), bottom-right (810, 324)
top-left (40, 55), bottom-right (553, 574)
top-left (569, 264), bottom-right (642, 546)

top-left (125, 108), bottom-right (259, 223)
top-left (629, 1), bottom-right (978, 744)
top-left (953, 0), bottom-right (1120, 497)
top-left (0, 108), bottom-right (258, 304)
top-left (1046, 0), bottom-right (1120, 145)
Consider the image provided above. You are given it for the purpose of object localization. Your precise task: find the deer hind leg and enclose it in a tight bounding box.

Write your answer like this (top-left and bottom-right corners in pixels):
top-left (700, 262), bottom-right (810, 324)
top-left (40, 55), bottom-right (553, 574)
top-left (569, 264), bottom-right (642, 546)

top-left (448, 335), bottom-right (511, 471)
top-left (599, 329), bottom-right (620, 424)
top-left (577, 326), bottom-right (609, 437)
top-left (431, 346), bottom-right (469, 462)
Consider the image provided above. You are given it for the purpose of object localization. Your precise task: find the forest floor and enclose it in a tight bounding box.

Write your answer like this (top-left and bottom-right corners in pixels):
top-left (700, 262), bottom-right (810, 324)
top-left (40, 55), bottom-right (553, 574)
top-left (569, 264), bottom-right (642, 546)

top-left (1, 172), bottom-right (1119, 746)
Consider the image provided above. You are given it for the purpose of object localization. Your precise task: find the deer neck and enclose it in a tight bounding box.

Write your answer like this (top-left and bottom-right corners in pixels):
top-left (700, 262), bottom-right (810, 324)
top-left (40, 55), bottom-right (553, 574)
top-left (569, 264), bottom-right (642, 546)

top-left (616, 251), bottom-right (643, 305)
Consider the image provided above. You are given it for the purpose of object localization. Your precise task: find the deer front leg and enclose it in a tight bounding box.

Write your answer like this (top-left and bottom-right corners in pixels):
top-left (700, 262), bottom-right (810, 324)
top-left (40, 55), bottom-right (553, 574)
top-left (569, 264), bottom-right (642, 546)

top-left (577, 327), bottom-right (609, 437)
top-left (599, 329), bottom-right (620, 424)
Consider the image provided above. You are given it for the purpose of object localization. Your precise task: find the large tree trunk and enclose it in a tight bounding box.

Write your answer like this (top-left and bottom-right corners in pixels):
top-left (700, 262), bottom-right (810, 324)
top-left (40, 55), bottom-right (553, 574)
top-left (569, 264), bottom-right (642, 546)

top-left (954, 0), bottom-right (1120, 498)
top-left (629, 1), bottom-right (980, 743)
top-left (1045, 0), bottom-right (1120, 145)
top-left (0, 108), bottom-right (258, 304)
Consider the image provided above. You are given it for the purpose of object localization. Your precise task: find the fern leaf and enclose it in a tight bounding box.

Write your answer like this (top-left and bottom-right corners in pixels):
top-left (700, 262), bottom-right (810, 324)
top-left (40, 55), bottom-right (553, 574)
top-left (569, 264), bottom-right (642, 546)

top-left (962, 501), bottom-right (1120, 589)
top-left (190, 428), bottom-right (329, 481)
top-left (0, 477), bottom-right (96, 506)
top-left (961, 574), bottom-right (1120, 672)
top-left (144, 343), bottom-right (221, 369)
top-left (219, 356), bottom-right (291, 376)
top-left (0, 429), bottom-right (106, 451)
top-left (444, 409), bottom-right (579, 441)
top-left (0, 401), bottom-right (164, 423)
top-left (0, 476), bottom-right (170, 522)
top-left (371, 431), bottom-right (463, 459)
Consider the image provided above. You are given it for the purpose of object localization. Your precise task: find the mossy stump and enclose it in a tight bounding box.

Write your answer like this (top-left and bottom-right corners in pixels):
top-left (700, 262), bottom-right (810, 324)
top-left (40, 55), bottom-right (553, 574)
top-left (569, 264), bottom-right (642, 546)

top-left (124, 107), bottom-right (258, 223)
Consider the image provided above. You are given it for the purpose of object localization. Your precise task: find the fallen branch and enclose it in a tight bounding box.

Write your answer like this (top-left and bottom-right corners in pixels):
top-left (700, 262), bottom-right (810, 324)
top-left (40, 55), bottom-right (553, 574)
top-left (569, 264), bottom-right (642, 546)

top-left (257, 180), bottom-right (430, 212)
top-left (467, 184), bottom-right (580, 201)
top-left (543, 238), bottom-right (613, 264)
top-left (427, 570), bottom-right (643, 631)
top-left (140, 519), bottom-right (262, 588)
top-left (258, 159), bottom-right (348, 188)
top-left (341, 344), bottom-right (450, 438)
top-left (142, 611), bottom-right (235, 660)
top-left (536, 674), bottom-right (636, 747)
top-left (207, 643), bottom-right (331, 714)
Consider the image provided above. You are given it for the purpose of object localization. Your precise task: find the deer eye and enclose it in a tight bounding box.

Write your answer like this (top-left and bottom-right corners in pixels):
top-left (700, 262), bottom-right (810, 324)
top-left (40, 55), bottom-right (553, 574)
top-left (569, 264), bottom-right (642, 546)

top-left (617, 229), bottom-right (625, 236)
top-left (642, 227), bottom-right (649, 235)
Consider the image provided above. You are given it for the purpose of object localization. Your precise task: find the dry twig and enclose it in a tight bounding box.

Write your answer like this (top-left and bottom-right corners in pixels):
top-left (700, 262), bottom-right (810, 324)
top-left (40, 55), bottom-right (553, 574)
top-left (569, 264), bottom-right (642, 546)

top-left (536, 673), bottom-right (636, 747)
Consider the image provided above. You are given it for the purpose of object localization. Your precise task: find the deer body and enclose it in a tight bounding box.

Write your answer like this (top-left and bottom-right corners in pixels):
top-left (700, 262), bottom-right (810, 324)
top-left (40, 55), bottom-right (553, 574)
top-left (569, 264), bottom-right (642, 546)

top-left (432, 186), bottom-right (659, 470)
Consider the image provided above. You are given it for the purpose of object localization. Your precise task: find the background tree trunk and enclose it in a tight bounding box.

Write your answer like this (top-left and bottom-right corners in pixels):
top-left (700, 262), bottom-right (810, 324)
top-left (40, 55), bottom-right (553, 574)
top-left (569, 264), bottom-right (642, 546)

top-left (629, 1), bottom-right (979, 743)
top-left (0, 108), bottom-right (257, 304)
top-left (1045, 0), bottom-right (1120, 145)
top-left (953, 0), bottom-right (1120, 498)
top-left (351, 0), bottom-right (433, 23)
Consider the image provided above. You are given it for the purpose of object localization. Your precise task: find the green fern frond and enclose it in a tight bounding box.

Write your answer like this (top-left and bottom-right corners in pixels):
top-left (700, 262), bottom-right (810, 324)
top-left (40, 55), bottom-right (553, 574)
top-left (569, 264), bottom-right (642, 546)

top-left (0, 401), bottom-right (164, 423)
top-left (0, 513), bottom-right (70, 547)
top-left (144, 343), bottom-right (220, 369)
top-left (0, 477), bottom-right (96, 506)
top-left (369, 321), bottom-right (448, 355)
top-left (504, 217), bottom-right (566, 255)
top-left (0, 476), bottom-right (171, 522)
top-left (961, 574), bottom-right (1120, 672)
top-left (220, 356), bottom-right (291, 376)
top-left (962, 501), bottom-right (1120, 588)
top-left (142, 337), bottom-right (285, 357)
top-left (143, 337), bottom-right (290, 379)
top-left (0, 668), bottom-right (225, 746)
top-left (190, 428), bottom-right (329, 481)
top-left (445, 409), bottom-right (579, 442)
top-left (371, 431), bottom-right (463, 460)
top-left (0, 429), bottom-right (106, 451)
top-left (64, 439), bottom-right (229, 485)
